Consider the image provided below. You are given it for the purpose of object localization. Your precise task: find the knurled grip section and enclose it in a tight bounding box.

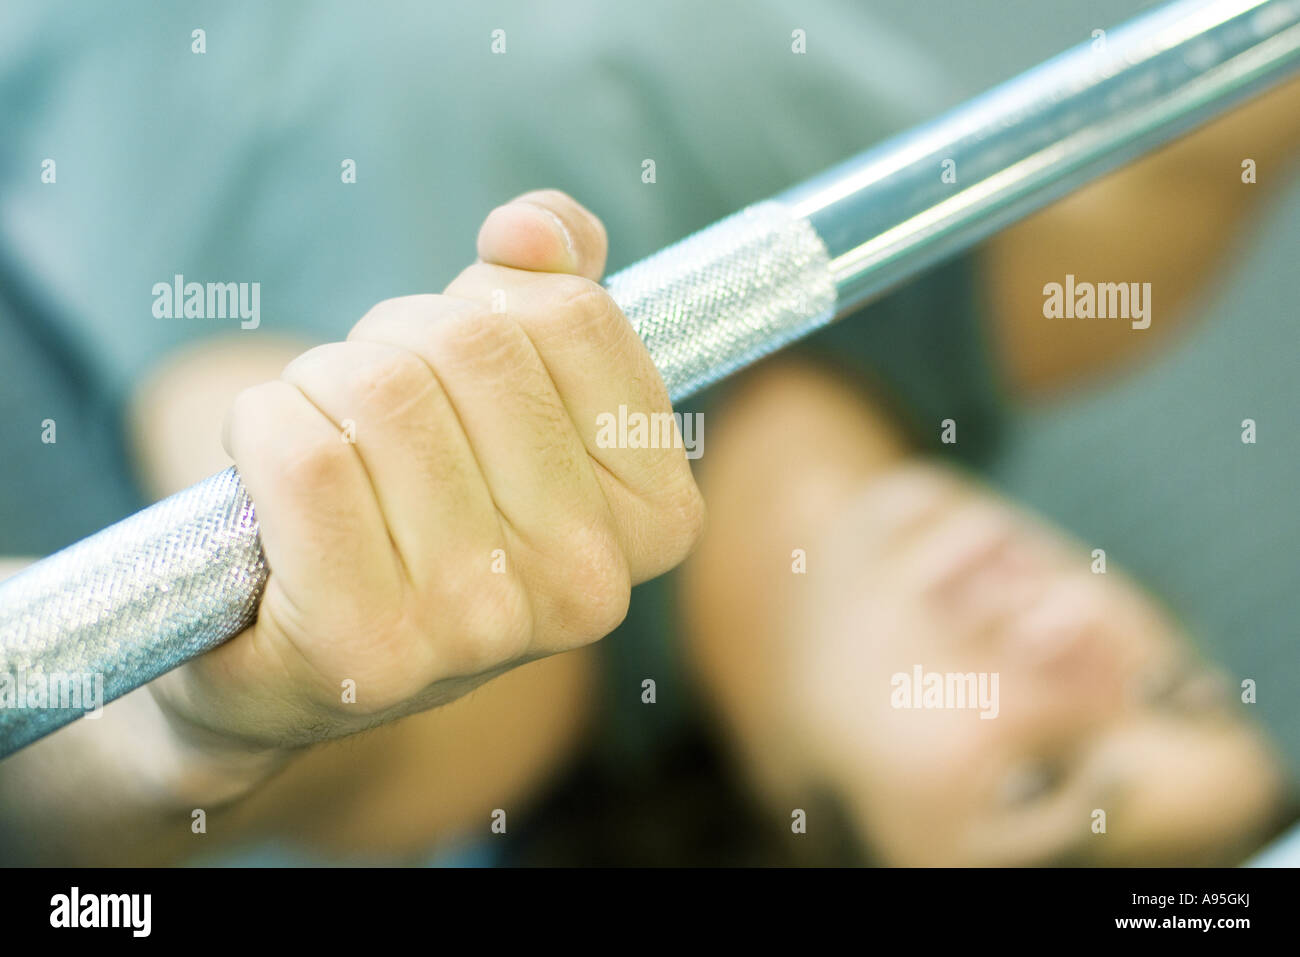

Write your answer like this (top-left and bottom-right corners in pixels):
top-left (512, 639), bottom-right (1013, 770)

top-left (607, 200), bottom-right (837, 402)
top-left (0, 200), bottom-right (834, 757)
top-left (0, 469), bottom-right (267, 755)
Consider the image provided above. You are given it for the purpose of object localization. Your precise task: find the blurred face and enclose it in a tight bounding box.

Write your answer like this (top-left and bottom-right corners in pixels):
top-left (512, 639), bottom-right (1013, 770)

top-left (782, 463), bottom-right (1285, 866)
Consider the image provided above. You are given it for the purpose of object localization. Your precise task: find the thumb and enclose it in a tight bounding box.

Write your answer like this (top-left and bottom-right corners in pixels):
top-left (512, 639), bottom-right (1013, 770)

top-left (476, 189), bottom-right (608, 281)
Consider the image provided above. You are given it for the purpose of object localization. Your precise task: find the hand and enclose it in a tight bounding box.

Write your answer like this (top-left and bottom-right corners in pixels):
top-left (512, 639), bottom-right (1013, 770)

top-left (149, 190), bottom-right (705, 754)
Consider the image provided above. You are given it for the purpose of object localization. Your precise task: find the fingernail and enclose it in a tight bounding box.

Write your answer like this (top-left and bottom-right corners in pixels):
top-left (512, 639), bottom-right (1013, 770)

top-left (517, 201), bottom-right (577, 262)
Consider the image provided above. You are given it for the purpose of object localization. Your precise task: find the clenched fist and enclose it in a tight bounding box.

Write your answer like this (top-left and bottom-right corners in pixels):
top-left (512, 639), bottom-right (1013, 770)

top-left (150, 190), bottom-right (705, 752)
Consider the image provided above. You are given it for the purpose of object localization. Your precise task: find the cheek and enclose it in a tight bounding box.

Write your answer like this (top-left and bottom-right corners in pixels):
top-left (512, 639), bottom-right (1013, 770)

top-left (808, 659), bottom-right (1000, 799)
top-left (792, 574), bottom-right (1012, 754)
top-left (793, 620), bottom-right (945, 762)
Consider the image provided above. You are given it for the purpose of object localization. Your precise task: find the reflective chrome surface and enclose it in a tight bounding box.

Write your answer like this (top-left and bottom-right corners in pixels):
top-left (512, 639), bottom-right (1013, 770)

top-left (780, 0), bottom-right (1300, 314)
top-left (3, 0), bottom-right (1299, 757)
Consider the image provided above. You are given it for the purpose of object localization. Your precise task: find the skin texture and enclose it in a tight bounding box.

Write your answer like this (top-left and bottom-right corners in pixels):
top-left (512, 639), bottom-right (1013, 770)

top-left (145, 189), bottom-right (705, 759)
top-left (0, 191), bottom-right (703, 864)
top-left (4, 75), bottom-right (1298, 865)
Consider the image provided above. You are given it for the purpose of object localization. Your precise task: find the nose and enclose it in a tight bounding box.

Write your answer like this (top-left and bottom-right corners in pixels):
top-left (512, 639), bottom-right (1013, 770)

top-left (1004, 577), bottom-right (1128, 700)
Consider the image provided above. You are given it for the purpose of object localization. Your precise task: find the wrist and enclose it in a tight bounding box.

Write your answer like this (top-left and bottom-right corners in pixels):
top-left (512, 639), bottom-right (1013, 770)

top-left (146, 678), bottom-right (299, 808)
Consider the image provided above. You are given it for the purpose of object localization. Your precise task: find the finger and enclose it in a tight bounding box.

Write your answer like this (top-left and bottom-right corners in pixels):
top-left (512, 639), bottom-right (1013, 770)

top-left (349, 294), bottom-right (600, 541)
top-left (282, 317), bottom-right (508, 594)
top-left (444, 263), bottom-right (701, 582)
top-left (349, 294), bottom-right (631, 651)
top-left (225, 379), bottom-right (403, 623)
top-left (476, 189), bottom-right (608, 281)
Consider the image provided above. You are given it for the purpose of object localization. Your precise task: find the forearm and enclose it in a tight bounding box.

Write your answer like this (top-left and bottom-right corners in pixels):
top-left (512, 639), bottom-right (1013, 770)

top-left (0, 631), bottom-right (596, 865)
top-left (0, 679), bottom-right (294, 865)
top-left (0, 338), bottom-right (311, 865)
top-left (985, 72), bottom-right (1300, 398)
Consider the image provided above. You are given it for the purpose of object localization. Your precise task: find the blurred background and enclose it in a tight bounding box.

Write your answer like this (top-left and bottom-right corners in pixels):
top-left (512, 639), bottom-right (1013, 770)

top-left (1, 0), bottom-right (1298, 865)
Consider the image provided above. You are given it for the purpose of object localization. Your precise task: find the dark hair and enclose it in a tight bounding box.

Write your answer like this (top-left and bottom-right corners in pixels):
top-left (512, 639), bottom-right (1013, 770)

top-left (502, 713), bottom-right (869, 867)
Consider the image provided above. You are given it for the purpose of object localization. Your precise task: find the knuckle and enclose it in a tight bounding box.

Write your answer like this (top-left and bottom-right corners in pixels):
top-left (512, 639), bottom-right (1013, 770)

top-left (342, 347), bottom-right (435, 418)
top-left (229, 379), bottom-right (358, 493)
top-left (587, 575), bottom-right (632, 641)
top-left (443, 262), bottom-right (497, 300)
top-left (556, 520), bottom-right (631, 643)
top-left (350, 294), bottom-right (438, 338)
top-left (667, 476), bottom-right (708, 559)
top-left (644, 469), bottom-right (708, 570)
top-left (436, 306), bottom-right (529, 371)
top-left (624, 475), bottom-right (707, 579)
top-left (226, 380), bottom-right (276, 443)
top-left (547, 277), bottom-right (622, 341)
top-left (354, 296), bottom-right (405, 330)
top-left (271, 417), bottom-right (357, 493)
top-left (436, 570), bottom-right (534, 676)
